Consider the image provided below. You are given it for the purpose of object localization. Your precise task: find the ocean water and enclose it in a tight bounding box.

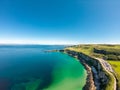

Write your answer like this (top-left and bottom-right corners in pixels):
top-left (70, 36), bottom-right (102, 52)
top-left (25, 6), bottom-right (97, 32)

top-left (0, 45), bottom-right (87, 90)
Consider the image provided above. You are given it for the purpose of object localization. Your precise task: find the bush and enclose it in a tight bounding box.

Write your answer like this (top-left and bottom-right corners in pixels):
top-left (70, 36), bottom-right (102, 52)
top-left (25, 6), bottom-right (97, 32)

top-left (107, 55), bottom-right (118, 60)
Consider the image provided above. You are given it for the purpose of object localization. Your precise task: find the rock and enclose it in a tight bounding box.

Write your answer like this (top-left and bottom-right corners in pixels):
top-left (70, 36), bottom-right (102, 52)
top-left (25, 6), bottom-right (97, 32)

top-left (59, 50), bottom-right (110, 90)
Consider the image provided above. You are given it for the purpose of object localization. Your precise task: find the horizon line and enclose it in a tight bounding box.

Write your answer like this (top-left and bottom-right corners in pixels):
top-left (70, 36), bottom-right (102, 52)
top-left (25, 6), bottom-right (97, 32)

top-left (0, 43), bottom-right (120, 45)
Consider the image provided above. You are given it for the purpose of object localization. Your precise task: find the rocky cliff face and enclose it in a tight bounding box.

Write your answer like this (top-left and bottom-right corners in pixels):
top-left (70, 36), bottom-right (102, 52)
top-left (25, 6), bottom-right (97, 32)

top-left (59, 50), bottom-right (109, 90)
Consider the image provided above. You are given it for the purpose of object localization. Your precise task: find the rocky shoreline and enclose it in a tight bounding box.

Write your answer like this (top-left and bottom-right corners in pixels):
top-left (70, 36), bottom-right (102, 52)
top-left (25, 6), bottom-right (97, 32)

top-left (82, 62), bottom-right (96, 90)
top-left (59, 49), bottom-right (116, 90)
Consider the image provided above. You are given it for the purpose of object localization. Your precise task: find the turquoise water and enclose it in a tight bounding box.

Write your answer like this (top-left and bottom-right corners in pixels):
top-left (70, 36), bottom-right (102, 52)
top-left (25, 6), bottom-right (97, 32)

top-left (0, 45), bottom-right (87, 90)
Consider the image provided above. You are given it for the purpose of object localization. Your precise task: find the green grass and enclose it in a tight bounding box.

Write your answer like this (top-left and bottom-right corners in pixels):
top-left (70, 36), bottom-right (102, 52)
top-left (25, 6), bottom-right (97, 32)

top-left (66, 44), bottom-right (120, 60)
top-left (104, 71), bottom-right (115, 90)
top-left (108, 61), bottom-right (120, 89)
top-left (65, 45), bottom-right (94, 55)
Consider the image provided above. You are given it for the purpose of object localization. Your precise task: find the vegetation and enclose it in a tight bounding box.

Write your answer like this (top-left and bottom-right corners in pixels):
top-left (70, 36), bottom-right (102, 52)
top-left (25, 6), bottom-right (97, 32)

top-left (65, 44), bottom-right (120, 90)
top-left (103, 70), bottom-right (115, 90)
top-left (66, 44), bottom-right (120, 60)
top-left (108, 61), bottom-right (120, 89)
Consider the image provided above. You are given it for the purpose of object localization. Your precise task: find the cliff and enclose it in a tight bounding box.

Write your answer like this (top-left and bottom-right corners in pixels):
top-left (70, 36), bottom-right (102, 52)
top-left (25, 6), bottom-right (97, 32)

top-left (59, 49), bottom-right (116, 90)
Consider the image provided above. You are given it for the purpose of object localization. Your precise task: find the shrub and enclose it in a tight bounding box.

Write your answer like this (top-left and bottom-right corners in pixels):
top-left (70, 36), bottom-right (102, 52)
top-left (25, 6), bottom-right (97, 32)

top-left (107, 55), bottom-right (118, 60)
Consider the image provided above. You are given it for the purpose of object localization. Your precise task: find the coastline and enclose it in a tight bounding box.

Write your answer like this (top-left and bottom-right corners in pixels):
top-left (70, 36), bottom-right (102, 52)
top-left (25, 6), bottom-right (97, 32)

top-left (59, 50), bottom-right (96, 90)
top-left (59, 49), bottom-right (116, 90)
top-left (82, 62), bottom-right (96, 90)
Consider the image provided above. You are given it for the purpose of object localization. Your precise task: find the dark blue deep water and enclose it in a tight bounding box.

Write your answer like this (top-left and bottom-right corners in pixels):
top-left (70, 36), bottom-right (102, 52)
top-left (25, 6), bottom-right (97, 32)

top-left (0, 45), bottom-right (86, 90)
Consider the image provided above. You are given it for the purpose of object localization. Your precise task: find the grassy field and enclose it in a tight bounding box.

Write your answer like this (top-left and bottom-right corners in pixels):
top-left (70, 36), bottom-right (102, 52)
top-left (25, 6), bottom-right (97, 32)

top-left (65, 44), bottom-right (120, 90)
top-left (66, 44), bottom-right (120, 60)
top-left (108, 61), bottom-right (120, 89)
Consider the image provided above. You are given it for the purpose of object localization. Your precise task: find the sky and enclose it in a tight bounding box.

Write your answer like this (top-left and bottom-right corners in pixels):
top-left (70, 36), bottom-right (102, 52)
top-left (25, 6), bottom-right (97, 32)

top-left (0, 0), bottom-right (120, 45)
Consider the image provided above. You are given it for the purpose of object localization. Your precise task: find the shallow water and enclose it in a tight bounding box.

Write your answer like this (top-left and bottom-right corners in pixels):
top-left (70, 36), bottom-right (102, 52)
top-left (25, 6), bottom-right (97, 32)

top-left (0, 45), bottom-right (87, 90)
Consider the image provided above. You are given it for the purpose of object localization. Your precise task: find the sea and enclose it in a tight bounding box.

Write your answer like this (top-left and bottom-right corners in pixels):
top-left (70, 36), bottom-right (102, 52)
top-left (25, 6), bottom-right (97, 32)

top-left (0, 45), bottom-right (87, 90)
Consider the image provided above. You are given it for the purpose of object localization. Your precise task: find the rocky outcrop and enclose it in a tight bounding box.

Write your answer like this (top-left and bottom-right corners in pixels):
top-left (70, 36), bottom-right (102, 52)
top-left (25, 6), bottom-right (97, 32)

top-left (83, 63), bottom-right (96, 90)
top-left (59, 50), bottom-right (110, 90)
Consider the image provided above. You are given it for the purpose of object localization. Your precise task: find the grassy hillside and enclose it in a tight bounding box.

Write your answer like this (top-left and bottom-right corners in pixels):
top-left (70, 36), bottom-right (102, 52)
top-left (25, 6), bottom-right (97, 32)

top-left (65, 44), bottom-right (120, 90)
top-left (66, 44), bottom-right (120, 60)
top-left (108, 61), bottom-right (120, 89)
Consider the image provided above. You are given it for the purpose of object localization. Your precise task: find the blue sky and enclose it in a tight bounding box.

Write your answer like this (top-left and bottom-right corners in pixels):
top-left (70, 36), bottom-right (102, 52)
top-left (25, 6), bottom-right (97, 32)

top-left (0, 0), bottom-right (120, 44)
